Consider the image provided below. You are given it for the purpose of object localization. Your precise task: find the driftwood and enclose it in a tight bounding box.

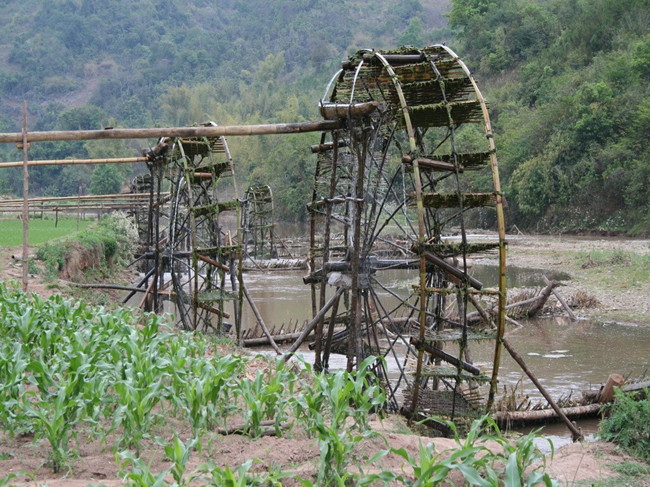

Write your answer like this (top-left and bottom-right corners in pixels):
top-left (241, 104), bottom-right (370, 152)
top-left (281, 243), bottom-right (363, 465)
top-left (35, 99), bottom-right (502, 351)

top-left (464, 279), bottom-right (559, 325)
top-left (542, 275), bottom-right (577, 320)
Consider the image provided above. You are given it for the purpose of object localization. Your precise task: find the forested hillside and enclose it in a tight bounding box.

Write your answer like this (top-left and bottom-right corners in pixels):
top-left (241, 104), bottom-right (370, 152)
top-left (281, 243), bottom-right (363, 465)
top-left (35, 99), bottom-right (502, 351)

top-left (0, 0), bottom-right (450, 220)
top-left (450, 0), bottom-right (650, 234)
top-left (0, 0), bottom-right (648, 234)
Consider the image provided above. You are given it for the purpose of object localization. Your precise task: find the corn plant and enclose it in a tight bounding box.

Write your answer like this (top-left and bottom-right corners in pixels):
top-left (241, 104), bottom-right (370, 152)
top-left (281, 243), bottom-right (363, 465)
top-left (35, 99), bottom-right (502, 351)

top-left (192, 459), bottom-right (278, 487)
top-left (294, 356), bottom-right (388, 484)
top-left (21, 384), bottom-right (82, 473)
top-left (0, 342), bottom-right (30, 435)
top-left (162, 435), bottom-right (197, 486)
top-left (391, 416), bottom-right (558, 487)
top-left (172, 354), bottom-right (241, 438)
top-left (234, 359), bottom-right (295, 438)
top-left (118, 450), bottom-right (169, 487)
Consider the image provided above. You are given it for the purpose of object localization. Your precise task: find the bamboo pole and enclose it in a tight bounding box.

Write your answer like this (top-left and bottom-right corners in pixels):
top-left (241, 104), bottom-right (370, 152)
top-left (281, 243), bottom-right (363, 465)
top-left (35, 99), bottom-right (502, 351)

top-left (0, 120), bottom-right (343, 144)
top-left (283, 287), bottom-right (345, 362)
top-left (502, 338), bottom-right (584, 441)
top-left (21, 101), bottom-right (29, 292)
top-left (0, 157), bottom-right (147, 169)
top-left (242, 282), bottom-right (281, 355)
top-left (0, 192), bottom-right (158, 203)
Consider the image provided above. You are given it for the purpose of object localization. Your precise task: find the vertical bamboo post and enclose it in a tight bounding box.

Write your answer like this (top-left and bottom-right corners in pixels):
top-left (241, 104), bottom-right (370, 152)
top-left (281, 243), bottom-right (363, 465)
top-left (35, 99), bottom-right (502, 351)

top-left (21, 101), bottom-right (29, 292)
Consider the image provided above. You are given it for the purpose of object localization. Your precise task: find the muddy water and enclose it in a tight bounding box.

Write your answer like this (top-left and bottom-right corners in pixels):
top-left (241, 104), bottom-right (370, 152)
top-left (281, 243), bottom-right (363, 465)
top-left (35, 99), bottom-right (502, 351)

top-left (242, 266), bottom-right (650, 400)
top-left (242, 265), bottom-right (649, 451)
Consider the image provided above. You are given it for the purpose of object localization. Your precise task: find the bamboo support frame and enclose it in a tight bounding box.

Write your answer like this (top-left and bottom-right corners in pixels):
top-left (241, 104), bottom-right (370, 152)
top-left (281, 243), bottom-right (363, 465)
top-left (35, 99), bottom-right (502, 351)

top-left (21, 101), bottom-right (29, 292)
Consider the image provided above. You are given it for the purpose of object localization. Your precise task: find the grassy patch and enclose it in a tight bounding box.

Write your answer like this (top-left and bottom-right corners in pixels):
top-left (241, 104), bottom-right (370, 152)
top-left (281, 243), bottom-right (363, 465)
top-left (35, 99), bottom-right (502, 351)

top-left (575, 461), bottom-right (650, 487)
top-left (574, 249), bottom-right (650, 289)
top-left (599, 388), bottom-right (650, 461)
top-left (0, 218), bottom-right (92, 247)
top-left (35, 213), bottom-right (138, 281)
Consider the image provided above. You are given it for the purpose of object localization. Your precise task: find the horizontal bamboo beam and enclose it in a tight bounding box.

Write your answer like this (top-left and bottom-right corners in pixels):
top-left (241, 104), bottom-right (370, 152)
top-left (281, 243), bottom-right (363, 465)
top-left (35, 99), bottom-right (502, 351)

top-left (0, 157), bottom-right (148, 169)
top-left (0, 120), bottom-right (343, 144)
top-left (0, 192), bottom-right (159, 204)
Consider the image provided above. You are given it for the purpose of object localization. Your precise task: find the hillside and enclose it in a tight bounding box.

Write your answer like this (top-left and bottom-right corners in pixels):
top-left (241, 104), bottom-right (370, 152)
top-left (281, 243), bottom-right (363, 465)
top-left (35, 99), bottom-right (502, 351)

top-left (0, 0), bottom-right (451, 220)
top-left (0, 0), bottom-right (648, 234)
top-left (449, 0), bottom-right (650, 235)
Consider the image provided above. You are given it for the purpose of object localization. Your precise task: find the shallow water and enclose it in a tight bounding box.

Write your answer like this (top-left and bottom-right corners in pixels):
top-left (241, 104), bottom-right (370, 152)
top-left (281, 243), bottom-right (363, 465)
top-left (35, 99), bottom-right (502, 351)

top-left (241, 269), bottom-right (650, 401)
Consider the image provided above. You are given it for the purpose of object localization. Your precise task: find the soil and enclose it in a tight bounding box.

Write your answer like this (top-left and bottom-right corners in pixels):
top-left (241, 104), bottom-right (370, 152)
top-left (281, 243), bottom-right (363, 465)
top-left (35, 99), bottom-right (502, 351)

top-left (1, 234), bottom-right (648, 486)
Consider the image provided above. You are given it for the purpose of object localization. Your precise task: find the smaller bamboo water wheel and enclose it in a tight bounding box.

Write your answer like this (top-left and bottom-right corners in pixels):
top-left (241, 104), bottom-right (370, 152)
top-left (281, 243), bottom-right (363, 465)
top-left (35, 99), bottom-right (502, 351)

top-left (144, 123), bottom-right (243, 334)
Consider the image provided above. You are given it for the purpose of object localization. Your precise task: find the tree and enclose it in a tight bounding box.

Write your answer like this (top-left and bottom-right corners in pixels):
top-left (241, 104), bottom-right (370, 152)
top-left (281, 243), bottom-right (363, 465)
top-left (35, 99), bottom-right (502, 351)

top-left (89, 165), bottom-right (123, 195)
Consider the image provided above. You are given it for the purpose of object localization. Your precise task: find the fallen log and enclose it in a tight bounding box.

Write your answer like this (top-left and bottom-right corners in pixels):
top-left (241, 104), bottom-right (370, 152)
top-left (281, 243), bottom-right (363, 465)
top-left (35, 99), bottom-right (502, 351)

top-left (495, 403), bottom-right (601, 427)
top-left (464, 280), bottom-right (559, 325)
top-left (543, 275), bottom-right (577, 320)
top-left (243, 331), bottom-right (305, 347)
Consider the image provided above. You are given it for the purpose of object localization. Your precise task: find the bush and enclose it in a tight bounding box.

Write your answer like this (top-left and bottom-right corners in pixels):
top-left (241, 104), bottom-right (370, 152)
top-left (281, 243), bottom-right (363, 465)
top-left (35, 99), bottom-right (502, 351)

top-left (599, 388), bottom-right (650, 461)
top-left (36, 212), bottom-right (138, 280)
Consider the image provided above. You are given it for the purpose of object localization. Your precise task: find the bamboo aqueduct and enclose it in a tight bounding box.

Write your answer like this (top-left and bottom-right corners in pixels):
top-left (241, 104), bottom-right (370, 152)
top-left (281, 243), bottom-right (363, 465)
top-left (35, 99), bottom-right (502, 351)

top-left (1, 46), bottom-right (518, 430)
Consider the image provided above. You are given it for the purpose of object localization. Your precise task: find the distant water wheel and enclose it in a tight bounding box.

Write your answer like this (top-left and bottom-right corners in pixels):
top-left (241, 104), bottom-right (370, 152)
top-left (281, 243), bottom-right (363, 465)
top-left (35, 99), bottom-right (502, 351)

top-left (241, 185), bottom-right (276, 260)
top-left (306, 45), bottom-right (506, 416)
top-left (161, 124), bottom-right (243, 333)
top-left (129, 174), bottom-right (153, 244)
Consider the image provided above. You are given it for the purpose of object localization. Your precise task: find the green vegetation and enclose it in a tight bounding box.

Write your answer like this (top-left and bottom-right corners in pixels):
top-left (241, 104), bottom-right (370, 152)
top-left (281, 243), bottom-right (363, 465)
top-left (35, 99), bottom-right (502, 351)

top-left (36, 212), bottom-right (138, 280)
top-left (599, 388), bottom-right (650, 461)
top-left (0, 0), bottom-right (646, 231)
top-left (450, 0), bottom-right (650, 235)
top-left (574, 249), bottom-right (650, 290)
top-left (0, 217), bottom-right (92, 246)
top-left (0, 281), bottom-right (557, 484)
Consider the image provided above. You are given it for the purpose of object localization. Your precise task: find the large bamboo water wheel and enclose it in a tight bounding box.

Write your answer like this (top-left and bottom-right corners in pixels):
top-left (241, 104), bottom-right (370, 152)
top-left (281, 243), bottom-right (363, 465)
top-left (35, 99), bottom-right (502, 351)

top-left (144, 123), bottom-right (243, 334)
top-left (305, 45), bottom-right (507, 417)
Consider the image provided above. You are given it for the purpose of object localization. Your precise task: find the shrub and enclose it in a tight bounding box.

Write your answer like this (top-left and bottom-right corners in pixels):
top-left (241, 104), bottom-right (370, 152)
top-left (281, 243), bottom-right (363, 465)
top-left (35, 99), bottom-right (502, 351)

top-left (599, 388), bottom-right (650, 461)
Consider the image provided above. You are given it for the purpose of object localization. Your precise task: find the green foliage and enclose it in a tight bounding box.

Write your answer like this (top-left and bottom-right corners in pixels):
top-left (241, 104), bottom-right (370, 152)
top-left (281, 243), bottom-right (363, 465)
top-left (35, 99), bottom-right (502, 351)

top-left (600, 388), bottom-right (650, 461)
top-left (452, 0), bottom-right (650, 234)
top-left (393, 416), bottom-right (557, 486)
top-left (89, 164), bottom-right (124, 195)
top-left (36, 212), bottom-right (138, 280)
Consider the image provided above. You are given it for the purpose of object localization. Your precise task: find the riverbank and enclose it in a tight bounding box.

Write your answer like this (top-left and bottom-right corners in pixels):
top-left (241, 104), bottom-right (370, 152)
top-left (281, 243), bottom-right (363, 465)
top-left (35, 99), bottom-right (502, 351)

top-left (503, 233), bottom-right (650, 325)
